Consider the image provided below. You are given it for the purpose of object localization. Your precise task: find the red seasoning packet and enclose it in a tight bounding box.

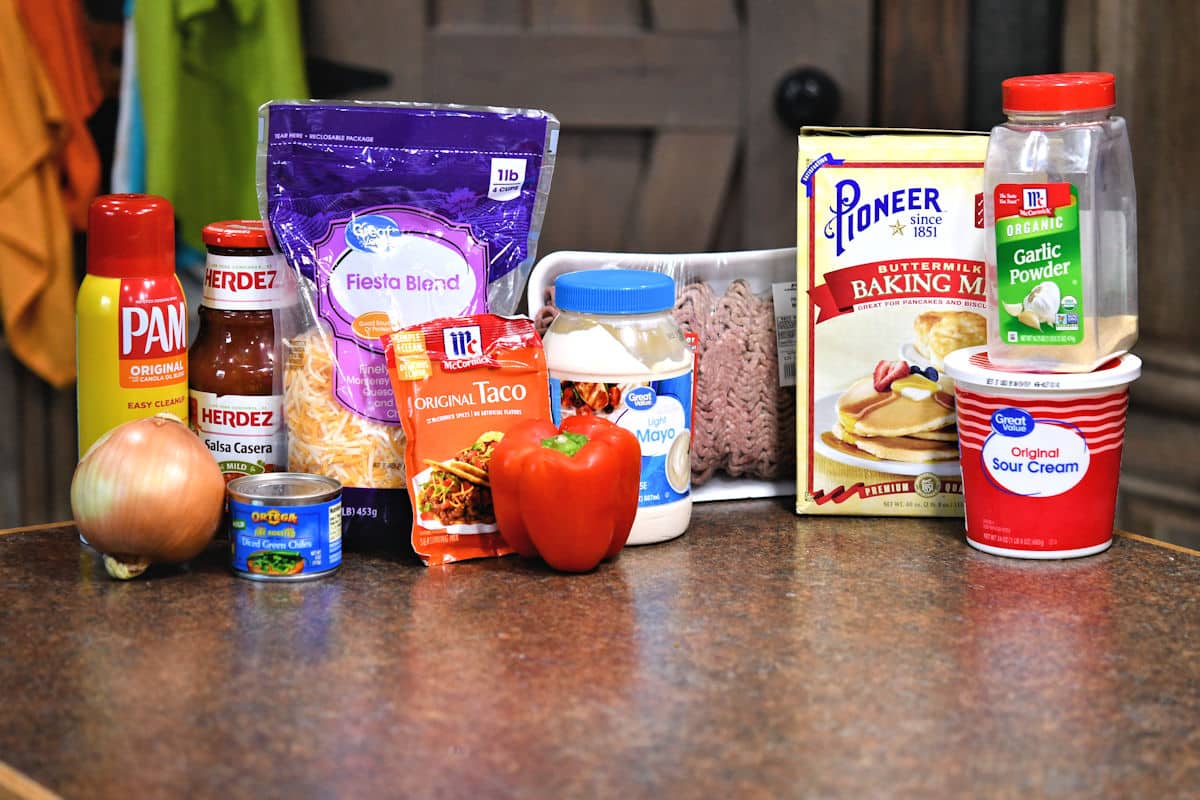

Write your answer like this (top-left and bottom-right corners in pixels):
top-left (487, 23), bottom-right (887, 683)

top-left (383, 315), bottom-right (550, 566)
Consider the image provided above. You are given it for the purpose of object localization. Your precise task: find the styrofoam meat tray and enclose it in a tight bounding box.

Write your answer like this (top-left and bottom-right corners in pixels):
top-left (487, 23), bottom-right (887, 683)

top-left (526, 248), bottom-right (797, 503)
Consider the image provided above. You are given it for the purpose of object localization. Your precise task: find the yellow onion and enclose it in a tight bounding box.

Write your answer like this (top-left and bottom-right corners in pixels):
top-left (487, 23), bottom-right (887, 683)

top-left (70, 413), bottom-right (225, 579)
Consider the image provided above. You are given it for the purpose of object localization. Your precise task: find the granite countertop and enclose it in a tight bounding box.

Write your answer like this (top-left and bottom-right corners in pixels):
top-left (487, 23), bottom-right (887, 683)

top-left (1, 499), bottom-right (1197, 798)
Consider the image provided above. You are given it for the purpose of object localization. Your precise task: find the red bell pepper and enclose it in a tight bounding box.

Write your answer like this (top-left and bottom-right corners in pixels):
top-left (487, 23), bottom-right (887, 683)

top-left (489, 416), bottom-right (641, 572)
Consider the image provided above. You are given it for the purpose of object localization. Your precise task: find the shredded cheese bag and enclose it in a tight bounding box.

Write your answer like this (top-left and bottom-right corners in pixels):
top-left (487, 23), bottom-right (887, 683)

top-left (260, 101), bottom-right (557, 541)
top-left (385, 315), bottom-right (550, 566)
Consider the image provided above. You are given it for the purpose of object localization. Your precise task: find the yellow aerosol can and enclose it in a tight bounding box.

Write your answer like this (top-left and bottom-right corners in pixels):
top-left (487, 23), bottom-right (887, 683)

top-left (77, 195), bottom-right (188, 456)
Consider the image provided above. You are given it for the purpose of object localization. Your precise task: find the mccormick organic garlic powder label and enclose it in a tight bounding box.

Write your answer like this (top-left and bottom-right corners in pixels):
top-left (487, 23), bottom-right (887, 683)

top-left (796, 130), bottom-right (988, 516)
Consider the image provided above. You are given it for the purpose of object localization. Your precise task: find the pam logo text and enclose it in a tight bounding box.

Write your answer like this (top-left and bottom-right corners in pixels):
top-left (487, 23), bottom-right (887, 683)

top-left (120, 300), bottom-right (186, 358)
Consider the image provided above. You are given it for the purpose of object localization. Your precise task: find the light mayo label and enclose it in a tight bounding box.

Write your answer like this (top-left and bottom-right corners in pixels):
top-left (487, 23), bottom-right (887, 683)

top-left (550, 370), bottom-right (693, 507)
top-left (981, 408), bottom-right (1089, 497)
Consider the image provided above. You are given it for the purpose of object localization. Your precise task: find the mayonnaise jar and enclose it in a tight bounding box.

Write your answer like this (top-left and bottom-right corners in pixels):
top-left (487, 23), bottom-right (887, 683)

top-left (543, 270), bottom-right (693, 545)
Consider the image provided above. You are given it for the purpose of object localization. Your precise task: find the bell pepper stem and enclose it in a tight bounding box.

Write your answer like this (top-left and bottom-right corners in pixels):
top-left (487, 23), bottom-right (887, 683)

top-left (540, 431), bottom-right (588, 457)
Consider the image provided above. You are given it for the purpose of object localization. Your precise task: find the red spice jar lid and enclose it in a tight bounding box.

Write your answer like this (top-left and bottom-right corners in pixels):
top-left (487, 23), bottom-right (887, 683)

top-left (87, 194), bottom-right (175, 278)
top-left (1002, 72), bottom-right (1116, 113)
top-left (202, 220), bottom-right (270, 250)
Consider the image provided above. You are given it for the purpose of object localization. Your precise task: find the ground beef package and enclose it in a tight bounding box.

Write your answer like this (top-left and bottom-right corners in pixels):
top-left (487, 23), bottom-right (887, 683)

top-left (259, 101), bottom-right (558, 543)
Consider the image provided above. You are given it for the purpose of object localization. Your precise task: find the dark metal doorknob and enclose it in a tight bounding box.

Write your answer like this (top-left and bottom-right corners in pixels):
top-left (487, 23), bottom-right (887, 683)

top-left (774, 67), bottom-right (841, 133)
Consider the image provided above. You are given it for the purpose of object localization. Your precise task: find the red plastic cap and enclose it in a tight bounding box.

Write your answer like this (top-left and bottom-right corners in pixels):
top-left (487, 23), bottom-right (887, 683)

top-left (1002, 72), bottom-right (1116, 113)
top-left (87, 194), bottom-right (175, 278)
top-left (202, 220), bottom-right (269, 250)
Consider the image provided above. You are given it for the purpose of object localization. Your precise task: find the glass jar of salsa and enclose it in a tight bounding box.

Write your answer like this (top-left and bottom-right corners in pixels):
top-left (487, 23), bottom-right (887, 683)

top-left (189, 220), bottom-right (291, 482)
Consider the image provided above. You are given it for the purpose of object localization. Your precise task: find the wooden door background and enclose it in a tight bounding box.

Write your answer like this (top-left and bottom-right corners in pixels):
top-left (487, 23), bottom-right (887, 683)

top-left (4, 0), bottom-right (1198, 549)
top-left (304, 0), bottom-right (872, 256)
top-left (1063, 0), bottom-right (1200, 547)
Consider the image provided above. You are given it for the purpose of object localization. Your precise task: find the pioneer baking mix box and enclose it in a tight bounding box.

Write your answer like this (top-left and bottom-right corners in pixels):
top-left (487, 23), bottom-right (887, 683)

top-left (795, 129), bottom-right (988, 516)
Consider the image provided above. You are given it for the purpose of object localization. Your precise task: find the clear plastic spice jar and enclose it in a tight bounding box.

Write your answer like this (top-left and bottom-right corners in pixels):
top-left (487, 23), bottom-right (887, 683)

top-left (984, 72), bottom-right (1137, 372)
top-left (542, 269), bottom-right (694, 545)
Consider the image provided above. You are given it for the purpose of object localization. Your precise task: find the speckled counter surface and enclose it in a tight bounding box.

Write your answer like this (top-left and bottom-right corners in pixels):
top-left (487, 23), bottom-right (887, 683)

top-left (1, 500), bottom-right (1197, 799)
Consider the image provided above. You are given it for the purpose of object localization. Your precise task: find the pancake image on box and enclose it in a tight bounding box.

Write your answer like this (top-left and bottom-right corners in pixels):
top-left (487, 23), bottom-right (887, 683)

top-left (820, 360), bottom-right (959, 468)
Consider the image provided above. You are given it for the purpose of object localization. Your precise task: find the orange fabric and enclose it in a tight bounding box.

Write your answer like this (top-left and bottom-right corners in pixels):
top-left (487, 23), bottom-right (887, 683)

top-left (0, 0), bottom-right (77, 388)
top-left (15, 0), bottom-right (103, 231)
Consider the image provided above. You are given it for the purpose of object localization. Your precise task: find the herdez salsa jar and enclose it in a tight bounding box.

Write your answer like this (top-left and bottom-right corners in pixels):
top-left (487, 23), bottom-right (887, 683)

top-left (189, 220), bottom-right (292, 481)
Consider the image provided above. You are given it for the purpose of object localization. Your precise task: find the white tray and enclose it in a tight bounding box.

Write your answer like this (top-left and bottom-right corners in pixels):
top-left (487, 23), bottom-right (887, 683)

top-left (527, 248), bottom-right (798, 503)
top-left (527, 248), bottom-right (796, 311)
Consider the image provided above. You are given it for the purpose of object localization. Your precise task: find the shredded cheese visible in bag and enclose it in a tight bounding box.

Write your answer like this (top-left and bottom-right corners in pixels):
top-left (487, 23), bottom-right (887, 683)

top-left (284, 329), bottom-right (406, 488)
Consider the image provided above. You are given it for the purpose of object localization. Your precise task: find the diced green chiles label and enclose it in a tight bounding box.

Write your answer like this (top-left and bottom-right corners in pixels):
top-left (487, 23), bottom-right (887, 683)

top-left (993, 183), bottom-right (1083, 346)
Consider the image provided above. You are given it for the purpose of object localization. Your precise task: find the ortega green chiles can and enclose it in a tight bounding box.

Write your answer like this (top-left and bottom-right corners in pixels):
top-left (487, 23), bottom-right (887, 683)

top-left (227, 473), bottom-right (342, 580)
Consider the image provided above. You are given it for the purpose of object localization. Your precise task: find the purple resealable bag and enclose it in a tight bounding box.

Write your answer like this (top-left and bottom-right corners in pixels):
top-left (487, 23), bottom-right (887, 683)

top-left (258, 101), bottom-right (558, 545)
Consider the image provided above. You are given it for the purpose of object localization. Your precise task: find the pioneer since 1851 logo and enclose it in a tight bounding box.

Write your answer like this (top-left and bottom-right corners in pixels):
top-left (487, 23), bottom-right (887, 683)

top-left (824, 179), bottom-right (944, 256)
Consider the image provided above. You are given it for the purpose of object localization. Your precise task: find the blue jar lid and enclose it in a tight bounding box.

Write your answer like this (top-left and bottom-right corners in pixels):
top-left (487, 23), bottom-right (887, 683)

top-left (554, 269), bottom-right (676, 315)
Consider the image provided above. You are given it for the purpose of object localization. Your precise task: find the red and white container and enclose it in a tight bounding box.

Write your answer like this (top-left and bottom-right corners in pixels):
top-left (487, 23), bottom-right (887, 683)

top-left (944, 346), bottom-right (1141, 559)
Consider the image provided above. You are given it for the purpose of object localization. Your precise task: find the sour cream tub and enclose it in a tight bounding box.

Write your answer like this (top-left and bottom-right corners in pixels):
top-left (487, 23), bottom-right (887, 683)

top-left (944, 347), bottom-right (1141, 559)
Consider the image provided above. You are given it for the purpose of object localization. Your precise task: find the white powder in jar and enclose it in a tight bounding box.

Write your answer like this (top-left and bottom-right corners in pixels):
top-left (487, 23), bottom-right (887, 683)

top-left (543, 322), bottom-right (691, 379)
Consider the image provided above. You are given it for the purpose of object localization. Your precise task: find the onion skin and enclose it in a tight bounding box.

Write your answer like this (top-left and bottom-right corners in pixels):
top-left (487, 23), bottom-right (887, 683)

top-left (70, 413), bottom-right (225, 577)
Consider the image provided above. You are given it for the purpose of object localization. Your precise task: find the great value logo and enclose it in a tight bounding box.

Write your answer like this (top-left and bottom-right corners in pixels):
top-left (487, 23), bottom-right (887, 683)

top-left (346, 214), bottom-right (401, 254)
top-left (624, 386), bottom-right (656, 410)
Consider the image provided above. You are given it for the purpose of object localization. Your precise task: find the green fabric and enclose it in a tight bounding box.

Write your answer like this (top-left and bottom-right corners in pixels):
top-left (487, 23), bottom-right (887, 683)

top-left (136, 0), bottom-right (307, 250)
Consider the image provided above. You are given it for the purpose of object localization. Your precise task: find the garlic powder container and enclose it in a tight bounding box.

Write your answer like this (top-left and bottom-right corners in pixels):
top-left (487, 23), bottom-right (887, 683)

top-left (542, 269), bottom-right (693, 545)
top-left (984, 72), bottom-right (1138, 372)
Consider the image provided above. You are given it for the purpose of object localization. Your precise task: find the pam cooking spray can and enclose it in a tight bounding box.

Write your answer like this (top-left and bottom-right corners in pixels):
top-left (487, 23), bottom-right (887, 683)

top-left (77, 195), bottom-right (188, 457)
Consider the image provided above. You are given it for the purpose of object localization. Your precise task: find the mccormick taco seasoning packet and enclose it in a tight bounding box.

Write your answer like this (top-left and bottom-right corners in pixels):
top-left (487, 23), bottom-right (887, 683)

top-left (796, 129), bottom-right (988, 517)
top-left (384, 314), bottom-right (551, 565)
top-left (259, 101), bottom-right (558, 543)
